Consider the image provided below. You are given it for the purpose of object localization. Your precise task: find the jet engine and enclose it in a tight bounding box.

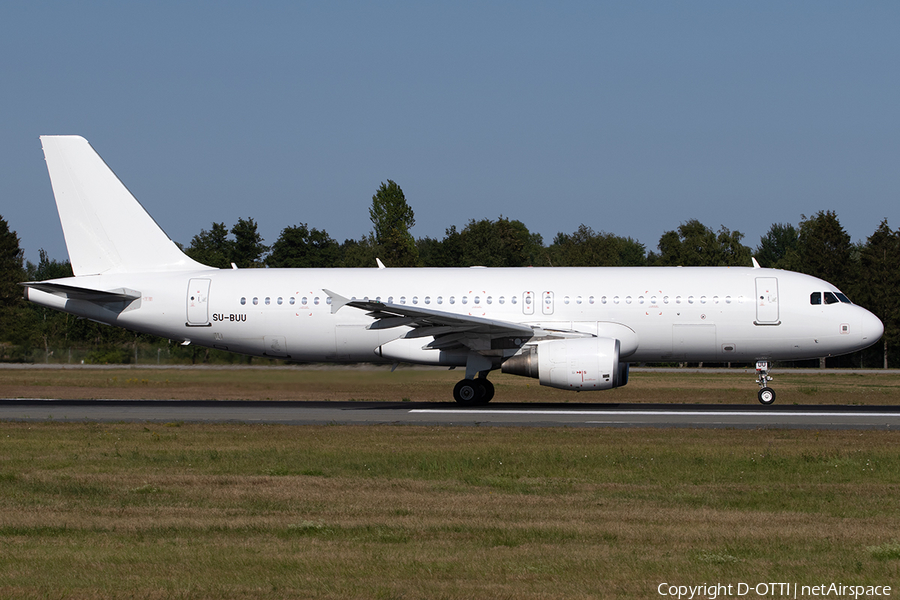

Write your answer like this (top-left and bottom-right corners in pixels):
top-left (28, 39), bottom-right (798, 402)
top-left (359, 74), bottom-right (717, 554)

top-left (501, 337), bottom-right (629, 391)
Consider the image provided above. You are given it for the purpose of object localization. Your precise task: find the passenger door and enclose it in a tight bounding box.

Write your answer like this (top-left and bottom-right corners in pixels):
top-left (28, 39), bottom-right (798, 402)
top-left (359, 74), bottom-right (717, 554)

top-left (755, 277), bottom-right (780, 325)
top-left (186, 278), bottom-right (211, 326)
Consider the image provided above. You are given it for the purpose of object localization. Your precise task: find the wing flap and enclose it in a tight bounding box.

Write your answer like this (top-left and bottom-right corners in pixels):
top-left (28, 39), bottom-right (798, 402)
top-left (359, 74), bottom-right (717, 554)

top-left (324, 288), bottom-right (536, 355)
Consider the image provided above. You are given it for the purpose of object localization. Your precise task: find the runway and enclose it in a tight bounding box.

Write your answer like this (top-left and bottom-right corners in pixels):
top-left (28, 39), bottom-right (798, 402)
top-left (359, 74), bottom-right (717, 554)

top-left (1, 399), bottom-right (899, 429)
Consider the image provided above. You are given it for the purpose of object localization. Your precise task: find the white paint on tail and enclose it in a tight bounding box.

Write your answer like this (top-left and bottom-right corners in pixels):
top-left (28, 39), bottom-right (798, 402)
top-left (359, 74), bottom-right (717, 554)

top-left (40, 135), bottom-right (213, 275)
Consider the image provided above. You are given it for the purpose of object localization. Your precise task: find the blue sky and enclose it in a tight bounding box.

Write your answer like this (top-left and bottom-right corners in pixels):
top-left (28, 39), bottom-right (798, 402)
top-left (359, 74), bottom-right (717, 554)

top-left (2, 2), bottom-right (898, 264)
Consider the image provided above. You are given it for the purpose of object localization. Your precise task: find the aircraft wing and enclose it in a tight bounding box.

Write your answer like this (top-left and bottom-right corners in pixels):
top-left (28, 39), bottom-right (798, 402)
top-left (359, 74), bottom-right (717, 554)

top-left (324, 289), bottom-right (539, 352)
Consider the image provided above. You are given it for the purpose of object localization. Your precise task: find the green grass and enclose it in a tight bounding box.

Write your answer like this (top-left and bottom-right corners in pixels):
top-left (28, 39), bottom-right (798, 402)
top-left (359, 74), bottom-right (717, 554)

top-left (2, 422), bottom-right (900, 598)
top-left (3, 365), bottom-right (900, 404)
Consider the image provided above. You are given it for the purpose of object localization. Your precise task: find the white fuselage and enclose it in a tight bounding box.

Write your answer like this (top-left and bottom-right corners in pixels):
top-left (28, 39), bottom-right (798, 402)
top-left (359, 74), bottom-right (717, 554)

top-left (26, 266), bottom-right (883, 365)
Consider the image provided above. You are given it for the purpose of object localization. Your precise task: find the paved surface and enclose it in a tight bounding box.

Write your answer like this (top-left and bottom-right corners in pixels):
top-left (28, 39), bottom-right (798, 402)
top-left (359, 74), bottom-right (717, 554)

top-left (1, 399), bottom-right (899, 429)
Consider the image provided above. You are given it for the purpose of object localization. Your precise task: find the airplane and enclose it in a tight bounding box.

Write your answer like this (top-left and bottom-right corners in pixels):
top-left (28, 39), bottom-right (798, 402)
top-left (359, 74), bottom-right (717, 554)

top-left (22, 136), bottom-right (884, 405)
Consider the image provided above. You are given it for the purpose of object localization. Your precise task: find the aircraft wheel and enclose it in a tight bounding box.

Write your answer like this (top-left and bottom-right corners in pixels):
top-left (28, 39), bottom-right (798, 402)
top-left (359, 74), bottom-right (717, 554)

top-left (758, 387), bottom-right (776, 405)
top-left (453, 379), bottom-right (480, 405)
top-left (477, 378), bottom-right (495, 403)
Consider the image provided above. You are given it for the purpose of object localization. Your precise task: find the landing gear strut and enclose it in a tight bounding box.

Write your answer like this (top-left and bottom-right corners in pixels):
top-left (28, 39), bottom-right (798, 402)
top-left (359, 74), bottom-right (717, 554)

top-left (755, 361), bottom-right (776, 405)
top-left (452, 375), bottom-right (494, 406)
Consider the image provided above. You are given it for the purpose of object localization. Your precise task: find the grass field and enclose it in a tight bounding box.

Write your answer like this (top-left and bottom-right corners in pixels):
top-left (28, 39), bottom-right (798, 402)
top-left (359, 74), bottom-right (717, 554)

top-left (1, 367), bottom-right (900, 599)
top-left (2, 365), bottom-right (900, 405)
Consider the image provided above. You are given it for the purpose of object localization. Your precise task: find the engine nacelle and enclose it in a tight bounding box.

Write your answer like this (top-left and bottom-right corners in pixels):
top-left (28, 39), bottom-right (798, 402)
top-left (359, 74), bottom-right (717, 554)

top-left (501, 337), bottom-right (629, 391)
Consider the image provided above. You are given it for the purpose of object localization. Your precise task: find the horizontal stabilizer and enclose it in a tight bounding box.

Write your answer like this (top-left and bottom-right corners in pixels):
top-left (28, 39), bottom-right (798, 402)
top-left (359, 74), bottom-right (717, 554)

top-left (21, 281), bottom-right (140, 303)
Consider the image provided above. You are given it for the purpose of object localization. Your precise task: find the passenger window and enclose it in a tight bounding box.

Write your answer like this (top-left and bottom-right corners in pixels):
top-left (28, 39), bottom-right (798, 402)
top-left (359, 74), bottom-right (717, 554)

top-left (437, 296), bottom-right (443, 304)
top-left (824, 292), bottom-right (839, 305)
top-left (424, 296), bottom-right (431, 304)
top-left (240, 297), bottom-right (246, 305)
top-left (498, 296), bottom-right (504, 304)
top-left (252, 297), bottom-right (259, 306)
top-left (289, 297), bottom-right (295, 305)
top-left (511, 296), bottom-right (517, 304)
top-left (277, 297), bottom-right (283, 305)
top-left (810, 292), bottom-right (821, 305)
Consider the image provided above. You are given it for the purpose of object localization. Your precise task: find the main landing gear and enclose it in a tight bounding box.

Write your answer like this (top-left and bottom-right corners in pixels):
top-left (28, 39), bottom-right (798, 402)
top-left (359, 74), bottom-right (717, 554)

top-left (452, 376), bottom-right (495, 406)
top-left (755, 361), bottom-right (776, 405)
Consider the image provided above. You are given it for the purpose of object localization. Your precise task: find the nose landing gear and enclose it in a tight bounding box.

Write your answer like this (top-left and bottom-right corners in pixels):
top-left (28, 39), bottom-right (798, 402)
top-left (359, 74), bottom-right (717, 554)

top-left (756, 361), bottom-right (776, 405)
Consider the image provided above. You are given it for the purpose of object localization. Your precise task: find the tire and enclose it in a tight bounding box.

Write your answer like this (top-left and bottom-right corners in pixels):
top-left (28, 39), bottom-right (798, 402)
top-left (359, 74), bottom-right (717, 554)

top-left (758, 387), bottom-right (776, 405)
top-left (477, 379), bottom-right (495, 404)
top-left (453, 379), bottom-right (480, 405)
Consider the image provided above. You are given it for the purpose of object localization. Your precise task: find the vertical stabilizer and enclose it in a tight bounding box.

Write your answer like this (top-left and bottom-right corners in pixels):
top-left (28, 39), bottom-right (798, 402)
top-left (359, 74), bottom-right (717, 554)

top-left (40, 135), bottom-right (213, 275)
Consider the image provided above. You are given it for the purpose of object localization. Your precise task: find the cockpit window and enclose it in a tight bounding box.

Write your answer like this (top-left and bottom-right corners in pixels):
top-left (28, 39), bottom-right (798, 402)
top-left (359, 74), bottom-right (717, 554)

top-left (810, 292), bottom-right (821, 305)
top-left (824, 292), bottom-right (840, 305)
top-left (836, 292), bottom-right (851, 304)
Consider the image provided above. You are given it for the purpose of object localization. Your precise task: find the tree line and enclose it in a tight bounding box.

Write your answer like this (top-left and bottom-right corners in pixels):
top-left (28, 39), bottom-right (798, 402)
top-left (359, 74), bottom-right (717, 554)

top-left (1, 179), bottom-right (897, 367)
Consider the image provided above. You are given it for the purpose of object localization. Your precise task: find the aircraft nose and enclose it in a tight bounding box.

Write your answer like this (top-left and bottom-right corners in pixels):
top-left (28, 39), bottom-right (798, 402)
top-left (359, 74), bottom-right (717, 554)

top-left (860, 308), bottom-right (884, 345)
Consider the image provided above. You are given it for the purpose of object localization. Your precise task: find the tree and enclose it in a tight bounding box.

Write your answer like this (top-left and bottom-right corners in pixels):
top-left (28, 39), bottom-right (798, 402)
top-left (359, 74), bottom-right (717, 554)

top-left (454, 217), bottom-right (543, 267)
top-left (0, 216), bottom-right (28, 349)
top-left (856, 219), bottom-right (900, 368)
top-left (23, 249), bottom-right (75, 362)
top-left (369, 180), bottom-right (418, 267)
top-left (230, 218), bottom-right (269, 268)
top-left (185, 222), bottom-right (232, 268)
top-left (653, 220), bottom-right (751, 266)
top-left (267, 224), bottom-right (340, 268)
top-left (415, 236), bottom-right (445, 268)
top-left (25, 249), bottom-right (73, 281)
top-left (185, 218), bottom-right (269, 269)
top-left (421, 225), bottom-right (466, 267)
top-left (797, 210), bottom-right (853, 292)
top-left (338, 237), bottom-right (378, 268)
top-left (755, 223), bottom-right (801, 270)
top-left (548, 224), bottom-right (646, 266)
